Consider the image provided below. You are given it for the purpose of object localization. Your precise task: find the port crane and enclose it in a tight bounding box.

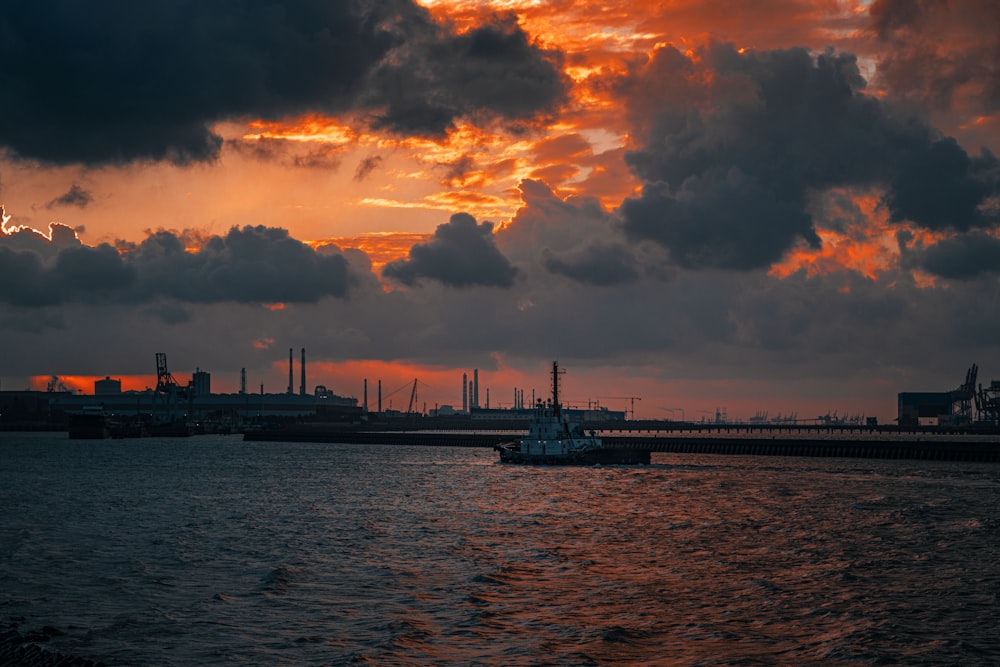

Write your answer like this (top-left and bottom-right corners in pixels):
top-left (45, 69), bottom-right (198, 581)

top-left (407, 378), bottom-right (418, 415)
top-left (596, 396), bottom-right (642, 420)
top-left (382, 378), bottom-right (435, 416)
top-left (154, 352), bottom-right (189, 422)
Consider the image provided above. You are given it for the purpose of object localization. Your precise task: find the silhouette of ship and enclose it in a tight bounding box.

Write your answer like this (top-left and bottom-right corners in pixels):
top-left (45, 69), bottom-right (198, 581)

top-left (495, 362), bottom-right (649, 465)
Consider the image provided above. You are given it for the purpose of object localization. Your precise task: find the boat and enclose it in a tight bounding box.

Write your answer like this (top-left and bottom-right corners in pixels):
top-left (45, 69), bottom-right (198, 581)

top-left (67, 406), bottom-right (109, 439)
top-left (495, 362), bottom-right (650, 465)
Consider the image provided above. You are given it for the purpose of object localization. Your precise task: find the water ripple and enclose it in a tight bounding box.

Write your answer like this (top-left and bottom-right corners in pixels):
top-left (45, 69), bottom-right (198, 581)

top-left (1, 435), bottom-right (999, 664)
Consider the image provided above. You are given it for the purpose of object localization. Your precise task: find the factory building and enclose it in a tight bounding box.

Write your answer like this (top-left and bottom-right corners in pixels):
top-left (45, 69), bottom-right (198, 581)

top-left (897, 392), bottom-right (953, 427)
top-left (47, 389), bottom-right (359, 421)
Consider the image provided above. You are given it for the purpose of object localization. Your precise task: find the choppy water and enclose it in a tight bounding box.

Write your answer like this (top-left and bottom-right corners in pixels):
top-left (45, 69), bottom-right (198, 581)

top-left (1, 433), bottom-right (999, 665)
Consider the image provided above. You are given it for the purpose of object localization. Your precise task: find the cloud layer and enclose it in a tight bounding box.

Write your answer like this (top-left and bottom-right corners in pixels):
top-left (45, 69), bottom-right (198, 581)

top-left (619, 43), bottom-right (1000, 271)
top-left (0, 1), bottom-right (565, 165)
top-left (0, 222), bottom-right (355, 306)
top-left (383, 213), bottom-right (517, 287)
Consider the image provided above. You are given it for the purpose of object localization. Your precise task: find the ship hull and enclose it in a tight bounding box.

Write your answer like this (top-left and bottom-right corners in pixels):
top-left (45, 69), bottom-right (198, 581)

top-left (496, 443), bottom-right (649, 465)
top-left (68, 413), bottom-right (109, 439)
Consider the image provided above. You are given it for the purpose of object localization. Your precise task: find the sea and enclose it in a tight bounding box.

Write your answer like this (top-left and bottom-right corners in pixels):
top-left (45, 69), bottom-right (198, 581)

top-left (1, 433), bottom-right (998, 666)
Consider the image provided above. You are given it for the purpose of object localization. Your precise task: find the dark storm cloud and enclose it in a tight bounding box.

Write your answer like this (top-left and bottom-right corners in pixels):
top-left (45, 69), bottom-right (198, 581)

top-left (46, 184), bottom-right (93, 209)
top-left (0, 242), bottom-right (132, 307)
top-left (619, 43), bottom-right (1000, 271)
top-left (884, 137), bottom-right (999, 230)
top-left (542, 243), bottom-right (639, 286)
top-left (382, 213), bottom-right (517, 288)
top-left (622, 174), bottom-right (818, 270)
top-left (367, 16), bottom-right (567, 135)
top-left (0, 212), bottom-right (83, 258)
top-left (0, 224), bottom-right (356, 306)
top-left (0, 1), bottom-right (565, 166)
top-left (911, 233), bottom-right (1000, 279)
top-left (130, 226), bottom-right (356, 303)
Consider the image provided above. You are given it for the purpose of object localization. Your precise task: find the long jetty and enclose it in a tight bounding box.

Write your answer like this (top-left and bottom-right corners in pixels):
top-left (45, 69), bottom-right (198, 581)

top-left (244, 425), bottom-right (1000, 462)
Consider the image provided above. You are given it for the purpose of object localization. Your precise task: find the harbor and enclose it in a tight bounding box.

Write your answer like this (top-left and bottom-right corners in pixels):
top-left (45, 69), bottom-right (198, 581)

top-left (243, 426), bottom-right (1000, 462)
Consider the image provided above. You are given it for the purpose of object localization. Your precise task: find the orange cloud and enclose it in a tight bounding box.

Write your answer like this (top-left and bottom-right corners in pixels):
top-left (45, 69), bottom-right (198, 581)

top-left (768, 190), bottom-right (959, 282)
top-left (253, 337), bottom-right (275, 350)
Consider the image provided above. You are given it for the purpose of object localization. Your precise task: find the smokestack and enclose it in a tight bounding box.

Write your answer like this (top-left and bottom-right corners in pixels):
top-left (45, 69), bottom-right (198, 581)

top-left (474, 369), bottom-right (479, 409)
top-left (378, 379), bottom-right (382, 413)
top-left (288, 348), bottom-right (293, 395)
top-left (462, 373), bottom-right (468, 413)
top-left (363, 378), bottom-right (368, 412)
top-left (240, 368), bottom-right (246, 395)
top-left (300, 348), bottom-right (306, 396)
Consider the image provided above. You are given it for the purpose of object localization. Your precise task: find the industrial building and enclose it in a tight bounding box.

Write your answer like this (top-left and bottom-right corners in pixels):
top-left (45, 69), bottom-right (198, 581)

top-left (897, 364), bottom-right (1000, 427)
top-left (0, 349), bottom-right (361, 433)
top-left (897, 392), bottom-right (954, 427)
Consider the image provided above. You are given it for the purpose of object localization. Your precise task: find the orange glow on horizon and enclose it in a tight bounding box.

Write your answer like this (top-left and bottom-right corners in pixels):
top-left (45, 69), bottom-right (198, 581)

top-left (23, 363), bottom-right (900, 422)
top-left (30, 375), bottom-right (159, 394)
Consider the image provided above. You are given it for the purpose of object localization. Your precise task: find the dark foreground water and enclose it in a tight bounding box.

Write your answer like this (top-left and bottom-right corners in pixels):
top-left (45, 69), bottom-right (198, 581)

top-left (1, 433), bottom-right (998, 666)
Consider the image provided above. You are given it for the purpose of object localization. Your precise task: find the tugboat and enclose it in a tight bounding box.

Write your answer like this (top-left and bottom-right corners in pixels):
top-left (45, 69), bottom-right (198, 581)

top-left (495, 362), bottom-right (650, 465)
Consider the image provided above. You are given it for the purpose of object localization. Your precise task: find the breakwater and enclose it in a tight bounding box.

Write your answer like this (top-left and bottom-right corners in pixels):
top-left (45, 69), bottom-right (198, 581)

top-left (244, 429), bottom-right (1000, 462)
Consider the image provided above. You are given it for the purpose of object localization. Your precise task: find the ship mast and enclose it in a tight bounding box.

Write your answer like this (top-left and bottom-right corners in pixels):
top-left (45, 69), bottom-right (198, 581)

top-left (551, 361), bottom-right (563, 417)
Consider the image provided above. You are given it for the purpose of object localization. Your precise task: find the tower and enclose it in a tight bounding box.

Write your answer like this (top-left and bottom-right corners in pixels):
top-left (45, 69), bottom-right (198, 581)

top-left (462, 373), bottom-right (468, 413)
top-left (378, 379), bottom-right (382, 414)
top-left (300, 348), bottom-right (306, 396)
top-left (473, 369), bottom-right (479, 409)
top-left (288, 348), bottom-right (293, 395)
top-left (192, 368), bottom-right (211, 396)
top-left (364, 378), bottom-right (368, 413)
top-left (240, 368), bottom-right (246, 395)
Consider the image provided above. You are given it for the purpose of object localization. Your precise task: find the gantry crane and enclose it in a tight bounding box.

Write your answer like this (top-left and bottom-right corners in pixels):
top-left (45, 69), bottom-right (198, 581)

top-left (154, 352), bottom-right (189, 422)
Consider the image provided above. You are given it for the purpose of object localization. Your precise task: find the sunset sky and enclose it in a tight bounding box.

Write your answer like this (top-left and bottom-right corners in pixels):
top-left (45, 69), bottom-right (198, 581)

top-left (2, 0), bottom-right (999, 422)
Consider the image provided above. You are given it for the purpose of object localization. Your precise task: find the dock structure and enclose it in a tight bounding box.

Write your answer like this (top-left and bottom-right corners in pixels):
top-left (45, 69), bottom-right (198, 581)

top-left (244, 428), bottom-right (1000, 462)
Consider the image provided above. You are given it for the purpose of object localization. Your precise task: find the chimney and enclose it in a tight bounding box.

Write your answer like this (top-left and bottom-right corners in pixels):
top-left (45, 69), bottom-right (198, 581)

top-left (363, 378), bottom-right (368, 413)
top-left (288, 348), bottom-right (293, 395)
top-left (462, 373), bottom-right (468, 413)
top-left (473, 369), bottom-right (479, 409)
top-left (300, 348), bottom-right (306, 396)
top-left (378, 379), bottom-right (382, 413)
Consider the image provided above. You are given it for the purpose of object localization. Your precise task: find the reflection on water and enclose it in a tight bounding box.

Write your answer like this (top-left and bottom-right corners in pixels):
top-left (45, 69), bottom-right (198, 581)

top-left (1, 433), bottom-right (999, 665)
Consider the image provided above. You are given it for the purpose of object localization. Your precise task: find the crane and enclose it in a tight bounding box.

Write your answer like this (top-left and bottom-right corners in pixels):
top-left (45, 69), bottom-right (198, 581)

top-left (382, 377), bottom-right (435, 416)
top-left (596, 396), bottom-right (642, 420)
top-left (407, 378), bottom-right (418, 415)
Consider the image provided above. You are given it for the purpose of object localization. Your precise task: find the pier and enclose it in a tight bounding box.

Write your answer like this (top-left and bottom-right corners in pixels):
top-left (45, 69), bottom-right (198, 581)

top-left (244, 428), bottom-right (1000, 462)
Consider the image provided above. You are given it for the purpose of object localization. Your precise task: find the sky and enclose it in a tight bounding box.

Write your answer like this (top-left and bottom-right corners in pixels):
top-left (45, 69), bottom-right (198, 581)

top-left (2, 0), bottom-right (999, 422)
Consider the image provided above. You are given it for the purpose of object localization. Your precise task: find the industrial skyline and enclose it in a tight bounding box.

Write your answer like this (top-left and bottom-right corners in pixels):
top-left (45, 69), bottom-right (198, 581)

top-left (1, 1), bottom-right (999, 425)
